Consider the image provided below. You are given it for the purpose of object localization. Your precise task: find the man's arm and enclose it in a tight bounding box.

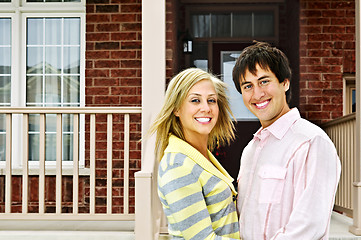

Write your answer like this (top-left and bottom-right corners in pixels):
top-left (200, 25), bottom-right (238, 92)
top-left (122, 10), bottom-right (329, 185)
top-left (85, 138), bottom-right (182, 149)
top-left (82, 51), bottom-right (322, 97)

top-left (271, 136), bottom-right (341, 240)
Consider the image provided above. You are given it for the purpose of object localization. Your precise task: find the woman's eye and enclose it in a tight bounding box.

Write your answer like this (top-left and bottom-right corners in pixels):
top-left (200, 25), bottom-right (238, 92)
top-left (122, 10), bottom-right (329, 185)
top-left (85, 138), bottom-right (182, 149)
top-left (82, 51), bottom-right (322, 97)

top-left (191, 99), bottom-right (200, 103)
top-left (208, 99), bottom-right (217, 103)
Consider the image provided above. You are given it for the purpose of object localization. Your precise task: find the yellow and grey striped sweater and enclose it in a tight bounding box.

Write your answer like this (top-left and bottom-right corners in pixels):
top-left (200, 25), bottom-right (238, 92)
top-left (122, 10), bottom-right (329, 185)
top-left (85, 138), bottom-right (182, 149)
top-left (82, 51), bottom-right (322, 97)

top-left (158, 135), bottom-right (240, 240)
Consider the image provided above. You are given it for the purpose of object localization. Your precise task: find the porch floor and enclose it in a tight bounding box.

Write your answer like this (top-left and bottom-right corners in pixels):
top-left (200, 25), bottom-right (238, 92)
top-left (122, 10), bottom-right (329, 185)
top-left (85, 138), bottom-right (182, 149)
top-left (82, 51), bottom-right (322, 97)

top-left (0, 212), bottom-right (360, 240)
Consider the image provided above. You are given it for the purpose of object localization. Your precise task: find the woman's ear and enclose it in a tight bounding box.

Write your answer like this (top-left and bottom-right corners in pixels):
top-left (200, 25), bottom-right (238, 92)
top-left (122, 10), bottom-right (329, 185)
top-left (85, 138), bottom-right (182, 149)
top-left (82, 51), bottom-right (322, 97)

top-left (283, 79), bottom-right (290, 92)
top-left (174, 109), bottom-right (179, 117)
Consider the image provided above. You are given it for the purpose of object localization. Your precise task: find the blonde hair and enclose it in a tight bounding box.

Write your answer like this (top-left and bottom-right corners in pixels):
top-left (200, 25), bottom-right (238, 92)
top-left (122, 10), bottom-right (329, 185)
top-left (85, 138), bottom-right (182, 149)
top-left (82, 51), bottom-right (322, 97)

top-left (149, 68), bottom-right (235, 161)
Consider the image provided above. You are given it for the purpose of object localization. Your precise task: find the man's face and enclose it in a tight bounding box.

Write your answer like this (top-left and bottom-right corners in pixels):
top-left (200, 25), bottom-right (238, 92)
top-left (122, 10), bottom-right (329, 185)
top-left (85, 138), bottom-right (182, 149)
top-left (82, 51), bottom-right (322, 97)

top-left (240, 64), bottom-right (290, 128)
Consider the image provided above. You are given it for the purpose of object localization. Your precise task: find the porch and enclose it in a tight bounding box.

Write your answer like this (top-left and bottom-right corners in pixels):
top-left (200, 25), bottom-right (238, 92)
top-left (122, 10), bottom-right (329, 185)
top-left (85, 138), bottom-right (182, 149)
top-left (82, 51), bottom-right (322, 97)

top-left (0, 212), bottom-right (358, 239)
top-left (0, 108), bottom-right (360, 239)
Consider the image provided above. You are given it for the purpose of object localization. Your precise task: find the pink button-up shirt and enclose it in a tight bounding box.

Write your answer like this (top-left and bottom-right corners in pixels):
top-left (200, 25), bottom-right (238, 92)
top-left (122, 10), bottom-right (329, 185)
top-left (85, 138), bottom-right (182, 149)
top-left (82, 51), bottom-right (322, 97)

top-left (237, 108), bottom-right (341, 240)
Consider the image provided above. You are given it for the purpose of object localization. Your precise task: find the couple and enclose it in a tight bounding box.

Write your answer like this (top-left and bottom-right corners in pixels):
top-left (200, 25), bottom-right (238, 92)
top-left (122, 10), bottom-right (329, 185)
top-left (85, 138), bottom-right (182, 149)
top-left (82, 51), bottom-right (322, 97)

top-left (150, 42), bottom-right (341, 240)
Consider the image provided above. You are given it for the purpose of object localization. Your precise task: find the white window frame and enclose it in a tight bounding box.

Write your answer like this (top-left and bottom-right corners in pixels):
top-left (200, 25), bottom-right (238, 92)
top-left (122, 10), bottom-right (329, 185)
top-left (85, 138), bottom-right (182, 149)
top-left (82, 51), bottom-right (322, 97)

top-left (0, 0), bottom-right (86, 174)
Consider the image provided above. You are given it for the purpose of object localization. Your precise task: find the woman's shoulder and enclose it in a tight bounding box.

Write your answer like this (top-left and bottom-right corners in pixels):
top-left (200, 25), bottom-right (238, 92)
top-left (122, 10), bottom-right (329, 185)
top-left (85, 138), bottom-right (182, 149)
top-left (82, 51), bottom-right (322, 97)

top-left (160, 151), bottom-right (195, 169)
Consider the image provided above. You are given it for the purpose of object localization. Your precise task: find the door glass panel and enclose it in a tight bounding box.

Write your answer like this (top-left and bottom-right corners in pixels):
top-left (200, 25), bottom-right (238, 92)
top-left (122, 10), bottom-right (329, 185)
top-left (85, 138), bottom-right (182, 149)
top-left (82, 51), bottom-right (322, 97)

top-left (221, 51), bottom-right (257, 120)
top-left (233, 13), bottom-right (252, 37)
top-left (254, 12), bottom-right (274, 37)
top-left (211, 13), bottom-right (230, 38)
top-left (190, 41), bottom-right (208, 71)
top-left (191, 14), bottom-right (210, 38)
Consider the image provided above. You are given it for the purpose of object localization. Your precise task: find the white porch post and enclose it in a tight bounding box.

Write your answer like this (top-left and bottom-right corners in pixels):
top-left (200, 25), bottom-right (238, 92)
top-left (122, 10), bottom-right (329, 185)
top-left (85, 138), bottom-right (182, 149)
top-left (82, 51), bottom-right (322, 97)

top-left (350, 0), bottom-right (361, 235)
top-left (135, 0), bottom-right (166, 239)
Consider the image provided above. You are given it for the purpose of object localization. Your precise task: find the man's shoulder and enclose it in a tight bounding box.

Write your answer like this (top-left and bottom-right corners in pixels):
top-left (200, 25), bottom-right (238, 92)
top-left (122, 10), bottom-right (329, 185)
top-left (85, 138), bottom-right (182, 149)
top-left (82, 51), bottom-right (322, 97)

top-left (290, 117), bottom-right (331, 142)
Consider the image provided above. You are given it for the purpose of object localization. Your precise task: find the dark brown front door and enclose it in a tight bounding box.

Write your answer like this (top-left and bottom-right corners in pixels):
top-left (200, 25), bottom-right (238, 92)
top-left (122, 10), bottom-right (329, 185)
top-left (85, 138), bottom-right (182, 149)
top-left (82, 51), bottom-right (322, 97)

top-left (211, 42), bottom-right (261, 182)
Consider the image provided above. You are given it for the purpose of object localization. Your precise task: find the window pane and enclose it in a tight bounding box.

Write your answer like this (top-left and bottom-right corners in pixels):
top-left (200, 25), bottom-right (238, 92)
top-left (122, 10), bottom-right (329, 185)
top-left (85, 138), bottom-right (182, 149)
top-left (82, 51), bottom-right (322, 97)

top-left (28, 134), bottom-right (39, 161)
top-left (27, 76), bottom-right (43, 103)
top-left (190, 41), bottom-right (208, 71)
top-left (27, 17), bottom-right (80, 162)
top-left (28, 114), bottom-right (75, 161)
top-left (0, 114), bottom-right (5, 161)
top-left (63, 114), bottom-right (73, 132)
top-left (254, 12), bottom-right (274, 37)
top-left (0, 19), bottom-right (11, 45)
top-left (29, 114), bottom-right (39, 132)
top-left (27, 17), bottom-right (81, 106)
top-left (27, 0), bottom-right (80, 2)
top-left (64, 46), bottom-right (80, 74)
top-left (45, 76), bottom-right (61, 103)
top-left (27, 47), bottom-right (43, 74)
top-left (0, 134), bottom-right (4, 161)
top-left (211, 14), bottom-right (230, 38)
top-left (191, 14), bottom-right (210, 38)
top-left (63, 133), bottom-right (73, 161)
top-left (233, 13), bottom-right (252, 37)
top-left (64, 18), bottom-right (80, 45)
top-left (46, 133), bottom-right (56, 161)
top-left (0, 18), bottom-right (11, 106)
top-left (45, 18), bottom-right (62, 45)
top-left (64, 76), bottom-right (79, 103)
top-left (352, 89), bottom-right (356, 113)
top-left (45, 47), bottom-right (62, 74)
top-left (0, 76), bottom-right (11, 104)
top-left (27, 18), bottom-right (43, 45)
top-left (0, 48), bottom-right (11, 74)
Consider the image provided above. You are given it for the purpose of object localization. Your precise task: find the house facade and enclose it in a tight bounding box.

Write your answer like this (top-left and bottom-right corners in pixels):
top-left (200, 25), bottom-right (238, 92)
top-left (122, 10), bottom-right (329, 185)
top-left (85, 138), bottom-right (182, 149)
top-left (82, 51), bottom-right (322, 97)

top-left (0, 0), bottom-right (360, 237)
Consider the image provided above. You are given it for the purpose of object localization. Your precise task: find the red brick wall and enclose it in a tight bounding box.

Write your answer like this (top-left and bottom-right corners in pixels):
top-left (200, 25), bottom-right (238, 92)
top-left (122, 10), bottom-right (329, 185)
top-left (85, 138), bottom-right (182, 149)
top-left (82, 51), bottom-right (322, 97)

top-left (3, 0), bottom-right (177, 214)
top-left (299, 0), bottom-right (355, 124)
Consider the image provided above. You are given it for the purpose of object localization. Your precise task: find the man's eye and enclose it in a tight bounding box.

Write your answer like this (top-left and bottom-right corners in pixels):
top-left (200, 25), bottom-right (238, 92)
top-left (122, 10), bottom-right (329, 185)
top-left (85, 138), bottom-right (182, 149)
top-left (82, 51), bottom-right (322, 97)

top-left (243, 85), bottom-right (252, 90)
top-left (260, 80), bottom-right (269, 85)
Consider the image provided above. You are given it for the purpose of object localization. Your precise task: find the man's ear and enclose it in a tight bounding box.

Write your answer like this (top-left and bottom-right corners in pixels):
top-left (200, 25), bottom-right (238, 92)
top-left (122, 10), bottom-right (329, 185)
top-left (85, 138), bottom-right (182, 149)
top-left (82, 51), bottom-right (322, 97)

top-left (283, 79), bottom-right (290, 92)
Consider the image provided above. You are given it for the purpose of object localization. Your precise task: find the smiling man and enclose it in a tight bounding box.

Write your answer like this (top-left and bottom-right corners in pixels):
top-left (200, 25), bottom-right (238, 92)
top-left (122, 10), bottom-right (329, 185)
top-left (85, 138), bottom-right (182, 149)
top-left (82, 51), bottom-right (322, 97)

top-left (232, 41), bottom-right (341, 240)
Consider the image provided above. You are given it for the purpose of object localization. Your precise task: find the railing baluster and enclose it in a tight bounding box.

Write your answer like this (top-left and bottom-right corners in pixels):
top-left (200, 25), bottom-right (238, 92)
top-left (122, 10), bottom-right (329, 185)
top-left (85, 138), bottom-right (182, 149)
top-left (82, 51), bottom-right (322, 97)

top-left (5, 114), bottom-right (12, 214)
top-left (90, 114), bottom-right (96, 214)
top-left (73, 114), bottom-right (79, 215)
top-left (322, 114), bottom-right (356, 215)
top-left (39, 113), bottom-right (46, 214)
top-left (0, 107), bottom-right (141, 221)
top-left (56, 114), bottom-right (62, 214)
top-left (22, 114), bottom-right (29, 214)
top-left (107, 114), bottom-right (113, 215)
top-left (124, 114), bottom-right (130, 214)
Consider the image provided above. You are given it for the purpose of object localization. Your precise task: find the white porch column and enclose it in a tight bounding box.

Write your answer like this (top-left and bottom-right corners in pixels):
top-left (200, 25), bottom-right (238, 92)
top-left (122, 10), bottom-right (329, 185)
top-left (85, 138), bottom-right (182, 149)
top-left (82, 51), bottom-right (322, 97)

top-left (135, 0), bottom-right (166, 239)
top-left (350, 0), bottom-right (361, 235)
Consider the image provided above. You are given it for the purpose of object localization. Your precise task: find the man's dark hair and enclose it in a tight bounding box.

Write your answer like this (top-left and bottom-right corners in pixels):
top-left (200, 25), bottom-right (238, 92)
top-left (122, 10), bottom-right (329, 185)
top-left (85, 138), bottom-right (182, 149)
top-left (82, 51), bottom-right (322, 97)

top-left (232, 41), bottom-right (292, 102)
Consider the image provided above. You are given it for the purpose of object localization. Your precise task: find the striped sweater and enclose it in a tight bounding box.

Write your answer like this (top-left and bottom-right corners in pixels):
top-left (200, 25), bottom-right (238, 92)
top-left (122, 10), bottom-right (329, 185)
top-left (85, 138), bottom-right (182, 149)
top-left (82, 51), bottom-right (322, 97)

top-left (158, 135), bottom-right (240, 240)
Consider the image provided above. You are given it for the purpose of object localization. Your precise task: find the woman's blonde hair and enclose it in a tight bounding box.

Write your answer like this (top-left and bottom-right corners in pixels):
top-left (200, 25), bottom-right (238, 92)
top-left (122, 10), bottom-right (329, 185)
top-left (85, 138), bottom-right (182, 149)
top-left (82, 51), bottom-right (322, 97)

top-left (149, 68), bottom-right (235, 161)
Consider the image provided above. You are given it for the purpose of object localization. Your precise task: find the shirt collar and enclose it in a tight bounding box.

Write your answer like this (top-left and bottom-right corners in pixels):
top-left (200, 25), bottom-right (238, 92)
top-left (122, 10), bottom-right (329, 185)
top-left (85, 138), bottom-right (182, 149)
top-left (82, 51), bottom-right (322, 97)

top-left (254, 108), bottom-right (301, 140)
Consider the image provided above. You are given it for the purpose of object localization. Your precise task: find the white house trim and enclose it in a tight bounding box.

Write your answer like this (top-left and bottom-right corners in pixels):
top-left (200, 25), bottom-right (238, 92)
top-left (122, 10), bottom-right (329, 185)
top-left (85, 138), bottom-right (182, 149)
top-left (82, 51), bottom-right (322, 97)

top-left (350, 0), bottom-right (361, 235)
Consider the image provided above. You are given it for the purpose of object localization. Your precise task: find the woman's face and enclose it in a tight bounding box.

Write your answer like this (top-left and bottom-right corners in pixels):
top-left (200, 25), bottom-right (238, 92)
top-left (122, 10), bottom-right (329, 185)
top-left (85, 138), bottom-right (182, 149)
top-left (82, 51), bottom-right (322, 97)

top-left (174, 80), bottom-right (219, 142)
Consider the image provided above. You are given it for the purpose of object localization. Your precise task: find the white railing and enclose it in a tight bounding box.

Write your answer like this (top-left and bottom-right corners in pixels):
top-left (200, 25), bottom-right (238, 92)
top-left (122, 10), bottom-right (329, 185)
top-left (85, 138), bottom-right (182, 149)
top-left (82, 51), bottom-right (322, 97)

top-left (0, 107), bottom-right (141, 221)
top-left (322, 113), bottom-right (356, 215)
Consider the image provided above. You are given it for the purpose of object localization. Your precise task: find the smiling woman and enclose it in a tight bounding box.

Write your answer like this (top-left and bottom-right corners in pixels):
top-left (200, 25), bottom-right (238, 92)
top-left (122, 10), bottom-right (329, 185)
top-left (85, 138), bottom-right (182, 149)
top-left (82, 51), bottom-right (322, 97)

top-left (148, 68), bottom-right (240, 240)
